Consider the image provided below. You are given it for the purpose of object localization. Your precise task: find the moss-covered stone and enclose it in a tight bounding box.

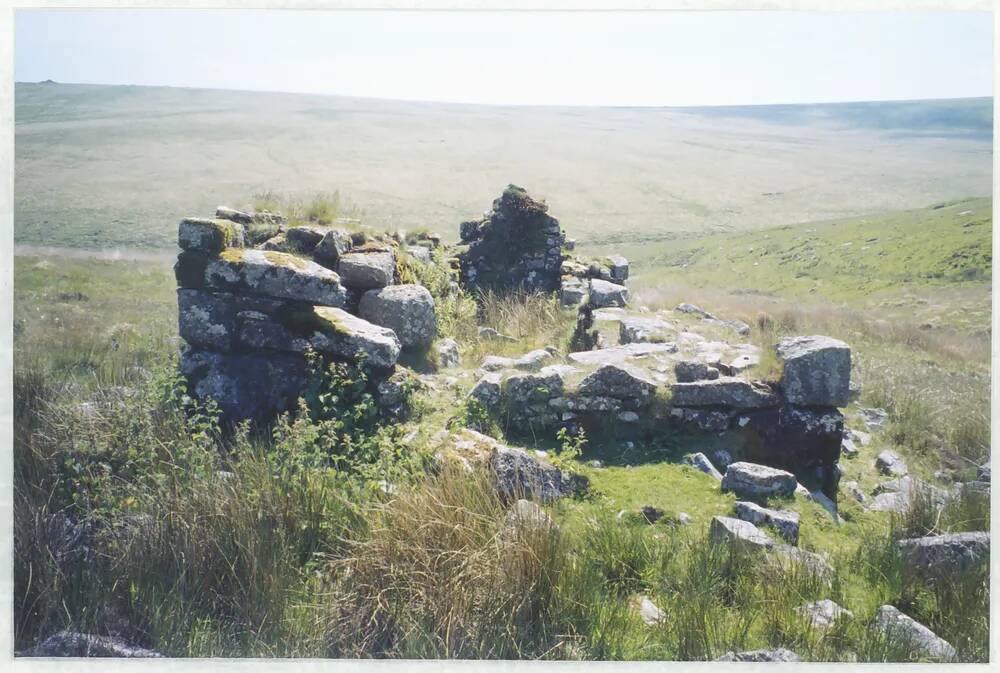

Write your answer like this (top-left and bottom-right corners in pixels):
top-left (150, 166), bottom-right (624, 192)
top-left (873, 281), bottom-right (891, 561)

top-left (178, 218), bottom-right (244, 254)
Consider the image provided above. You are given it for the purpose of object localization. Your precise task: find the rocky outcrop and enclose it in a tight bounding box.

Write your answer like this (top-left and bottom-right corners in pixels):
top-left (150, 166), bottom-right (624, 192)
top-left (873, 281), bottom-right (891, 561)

top-left (456, 185), bottom-right (566, 293)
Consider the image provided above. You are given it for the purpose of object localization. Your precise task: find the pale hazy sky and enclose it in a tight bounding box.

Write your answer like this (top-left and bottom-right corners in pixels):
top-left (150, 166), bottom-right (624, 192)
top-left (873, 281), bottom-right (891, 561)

top-left (14, 9), bottom-right (993, 106)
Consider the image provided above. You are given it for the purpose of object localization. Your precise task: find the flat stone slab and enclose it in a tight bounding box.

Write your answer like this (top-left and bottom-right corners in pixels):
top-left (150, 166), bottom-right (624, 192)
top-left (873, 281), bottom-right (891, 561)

top-left (577, 363), bottom-right (658, 400)
top-left (588, 278), bottom-right (629, 308)
top-left (876, 450), bottom-right (908, 477)
top-left (178, 217), bottom-right (245, 254)
top-left (619, 315), bottom-right (673, 344)
top-left (204, 248), bottom-right (347, 307)
top-left (567, 342), bottom-right (678, 366)
top-left (709, 516), bottom-right (775, 551)
top-left (797, 599), bottom-right (852, 629)
top-left (670, 377), bottom-right (778, 408)
top-left (310, 307), bottom-right (402, 369)
top-left (734, 501), bottom-right (799, 544)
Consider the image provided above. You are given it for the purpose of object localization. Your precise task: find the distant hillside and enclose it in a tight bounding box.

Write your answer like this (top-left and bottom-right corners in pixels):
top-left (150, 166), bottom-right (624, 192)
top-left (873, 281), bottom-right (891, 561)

top-left (625, 197), bottom-right (992, 333)
top-left (14, 82), bottom-right (992, 251)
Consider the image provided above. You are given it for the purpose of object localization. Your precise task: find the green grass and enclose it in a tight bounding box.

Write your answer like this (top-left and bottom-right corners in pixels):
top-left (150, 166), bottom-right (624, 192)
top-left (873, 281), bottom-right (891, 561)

top-left (625, 198), bottom-right (991, 334)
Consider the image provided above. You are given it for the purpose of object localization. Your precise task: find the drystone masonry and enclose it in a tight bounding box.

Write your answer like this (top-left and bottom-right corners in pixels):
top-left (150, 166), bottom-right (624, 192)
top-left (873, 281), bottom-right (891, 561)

top-left (174, 207), bottom-right (438, 423)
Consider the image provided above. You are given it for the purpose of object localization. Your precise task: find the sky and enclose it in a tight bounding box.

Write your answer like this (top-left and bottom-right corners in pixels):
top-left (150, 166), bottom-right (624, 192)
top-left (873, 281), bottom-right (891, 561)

top-left (14, 9), bottom-right (994, 107)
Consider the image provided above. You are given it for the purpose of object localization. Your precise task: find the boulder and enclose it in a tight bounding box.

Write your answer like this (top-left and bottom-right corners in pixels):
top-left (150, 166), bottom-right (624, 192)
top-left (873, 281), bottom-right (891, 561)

top-left (775, 335), bottom-right (851, 407)
top-left (709, 516), bottom-right (775, 552)
top-left (358, 284), bottom-right (437, 349)
top-left (22, 631), bottom-right (163, 658)
top-left (896, 531), bottom-right (989, 574)
top-left (873, 605), bottom-right (955, 660)
top-left (577, 363), bottom-right (658, 401)
top-left (716, 649), bottom-right (801, 662)
top-left (310, 307), bottom-right (402, 369)
top-left (734, 501), bottom-right (799, 544)
top-left (337, 250), bottom-right (396, 289)
top-left (588, 279), bottom-right (629, 308)
top-left (214, 206), bottom-right (254, 224)
top-left (670, 377), bottom-right (779, 408)
top-left (722, 462), bottom-right (797, 498)
top-left (204, 249), bottom-right (347, 307)
top-left (491, 445), bottom-right (588, 503)
top-left (674, 360), bottom-right (720, 383)
top-left (797, 599), bottom-right (852, 629)
top-left (178, 217), bottom-right (245, 254)
top-left (876, 450), bottom-right (908, 477)
top-left (683, 452), bottom-right (723, 480)
top-left (437, 338), bottom-right (460, 368)
top-left (619, 316), bottom-right (672, 344)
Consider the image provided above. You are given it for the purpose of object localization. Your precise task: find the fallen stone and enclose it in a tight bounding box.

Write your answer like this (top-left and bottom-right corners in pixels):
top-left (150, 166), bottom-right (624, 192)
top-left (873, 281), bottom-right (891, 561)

top-left (709, 516), bottom-right (775, 551)
top-left (775, 335), bottom-right (851, 407)
top-left (873, 605), bottom-right (955, 660)
top-left (560, 277), bottom-right (588, 308)
top-left (437, 338), bottom-right (460, 368)
top-left (479, 326), bottom-right (518, 343)
top-left (670, 377), bottom-right (779, 408)
top-left (491, 445), bottom-right (588, 503)
top-left (722, 462), bottom-right (798, 498)
top-left (797, 599), bottom-right (852, 629)
top-left (588, 278), bottom-right (629, 308)
top-left (675, 302), bottom-right (715, 319)
top-left (204, 248), bottom-right (347, 307)
top-left (337, 250), bottom-right (395, 289)
top-left (841, 437), bottom-right (859, 457)
top-left (605, 254), bottom-right (630, 282)
top-left (358, 284), bottom-right (437, 349)
top-left (214, 206), bottom-right (254, 224)
top-left (843, 480), bottom-right (867, 504)
top-left (876, 450), bottom-right (908, 477)
top-left (22, 631), bottom-right (163, 658)
top-left (858, 407), bottom-right (889, 431)
top-left (683, 452), bottom-right (723, 480)
top-left (845, 427), bottom-right (872, 446)
top-left (734, 501), bottom-right (799, 544)
top-left (406, 245), bottom-right (433, 264)
top-left (896, 531), bottom-right (990, 574)
top-left (716, 649), bottom-right (801, 662)
top-left (630, 595), bottom-right (665, 625)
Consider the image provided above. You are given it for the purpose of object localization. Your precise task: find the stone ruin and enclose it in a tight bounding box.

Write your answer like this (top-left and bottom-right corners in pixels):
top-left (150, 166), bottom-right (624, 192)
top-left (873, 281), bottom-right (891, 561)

top-left (174, 207), bottom-right (440, 423)
top-left (173, 186), bottom-right (852, 495)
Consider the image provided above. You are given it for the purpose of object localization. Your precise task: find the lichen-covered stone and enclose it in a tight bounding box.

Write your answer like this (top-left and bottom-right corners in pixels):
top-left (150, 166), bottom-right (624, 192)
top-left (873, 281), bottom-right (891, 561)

top-left (874, 605), bottom-right (955, 660)
top-left (876, 450), bottom-right (908, 477)
top-left (674, 359), bottom-right (720, 383)
top-left (734, 500), bottom-right (799, 544)
top-left (204, 248), bottom-right (347, 307)
top-left (588, 278), bottom-right (629, 308)
top-left (469, 372), bottom-right (502, 407)
top-left (437, 338), bottom-right (460, 368)
top-left (797, 599), bottom-right (852, 630)
top-left (670, 377), bottom-right (778, 408)
top-left (709, 516), bottom-right (775, 551)
top-left (577, 363), bottom-right (658, 401)
top-left (683, 452), bottom-right (723, 480)
top-left (180, 347), bottom-right (310, 423)
top-left (776, 335), bottom-right (851, 407)
top-left (285, 224), bottom-right (328, 254)
top-left (491, 445), bottom-right (588, 503)
top-left (567, 342), bottom-right (677, 366)
top-left (896, 532), bottom-right (989, 574)
top-left (605, 254), bottom-right (629, 282)
top-left (310, 306), bottom-right (401, 368)
top-left (314, 229), bottom-right (353, 268)
top-left (358, 284), bottom-right (437, 349)
top-left (337, 250), bottom-right (396, 289)
top-left (619, 315), bottom-right (672, 344)
top-left (722, 462), bottom-right (797, 498)
top-left (178, 217), bottom-right (245, 254)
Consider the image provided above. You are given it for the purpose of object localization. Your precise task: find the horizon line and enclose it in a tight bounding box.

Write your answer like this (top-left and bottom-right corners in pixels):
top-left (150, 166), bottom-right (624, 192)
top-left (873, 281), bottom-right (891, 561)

top-left (15, 79), bottom-right (994, 110)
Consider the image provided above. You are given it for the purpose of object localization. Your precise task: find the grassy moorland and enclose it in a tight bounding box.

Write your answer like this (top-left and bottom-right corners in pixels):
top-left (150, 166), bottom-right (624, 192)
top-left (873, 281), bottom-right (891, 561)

top-left (12, 185), bottom-right (990, 659)
top-left (14, 82), bottom-right (992, 250)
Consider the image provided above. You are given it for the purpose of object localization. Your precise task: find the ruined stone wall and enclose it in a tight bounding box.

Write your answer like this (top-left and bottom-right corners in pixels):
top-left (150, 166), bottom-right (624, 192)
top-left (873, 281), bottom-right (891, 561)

top-left (174, 208), bottom-right (437, 423)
